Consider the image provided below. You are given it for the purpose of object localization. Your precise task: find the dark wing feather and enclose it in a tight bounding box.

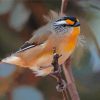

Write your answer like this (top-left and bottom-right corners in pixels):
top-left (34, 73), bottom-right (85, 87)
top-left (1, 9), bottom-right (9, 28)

top-left (16, 42), bottom-right (36, 53)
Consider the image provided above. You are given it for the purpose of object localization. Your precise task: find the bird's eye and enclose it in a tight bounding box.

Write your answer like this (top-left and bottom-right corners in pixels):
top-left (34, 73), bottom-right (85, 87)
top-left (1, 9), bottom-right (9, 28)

top-left (62, 24), bottom-right (67, 27)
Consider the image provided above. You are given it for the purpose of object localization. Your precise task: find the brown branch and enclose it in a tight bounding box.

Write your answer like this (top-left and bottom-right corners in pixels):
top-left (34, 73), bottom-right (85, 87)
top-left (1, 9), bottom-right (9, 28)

top-left (63, 57), bottom-right (80, 100)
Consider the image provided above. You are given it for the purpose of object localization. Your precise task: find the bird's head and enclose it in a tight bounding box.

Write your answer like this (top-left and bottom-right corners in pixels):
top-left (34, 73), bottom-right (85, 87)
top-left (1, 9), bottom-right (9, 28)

top-left (52, 16), bottom-right (80, 35)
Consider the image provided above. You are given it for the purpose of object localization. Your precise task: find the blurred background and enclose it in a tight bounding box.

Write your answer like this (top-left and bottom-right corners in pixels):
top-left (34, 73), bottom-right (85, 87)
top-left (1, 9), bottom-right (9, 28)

top-left (0, 0), bottom-right (100, 100)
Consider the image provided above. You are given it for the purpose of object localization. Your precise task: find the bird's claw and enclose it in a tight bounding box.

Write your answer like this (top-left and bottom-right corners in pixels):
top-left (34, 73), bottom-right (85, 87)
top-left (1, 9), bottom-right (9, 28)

top-left (56, 79), bottom-right (67, 92)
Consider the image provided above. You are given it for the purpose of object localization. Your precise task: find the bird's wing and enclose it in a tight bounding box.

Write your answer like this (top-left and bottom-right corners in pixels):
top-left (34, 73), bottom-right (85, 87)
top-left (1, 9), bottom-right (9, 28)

top-left (17, 24), bottom-right (52, 53)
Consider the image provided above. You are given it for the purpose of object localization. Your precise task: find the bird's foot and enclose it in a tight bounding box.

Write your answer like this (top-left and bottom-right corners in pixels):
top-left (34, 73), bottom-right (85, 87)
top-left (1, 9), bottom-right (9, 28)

top-left (56, 79), bottom-right (67, 92)
top-left (52, 47), bottom-right (62, 73)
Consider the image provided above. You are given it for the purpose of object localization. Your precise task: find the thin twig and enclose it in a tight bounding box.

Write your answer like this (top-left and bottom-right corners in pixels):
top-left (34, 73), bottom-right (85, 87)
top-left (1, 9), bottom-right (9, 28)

top-left (60, 0), bottom-right (69, 15)
top-left (62, 89), bottom-right (69, 100)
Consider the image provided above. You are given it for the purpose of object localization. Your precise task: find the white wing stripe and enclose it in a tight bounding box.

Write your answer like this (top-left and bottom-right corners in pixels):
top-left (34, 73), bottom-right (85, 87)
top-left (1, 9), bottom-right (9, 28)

top-left (16, 45), bottom-right (35, 53)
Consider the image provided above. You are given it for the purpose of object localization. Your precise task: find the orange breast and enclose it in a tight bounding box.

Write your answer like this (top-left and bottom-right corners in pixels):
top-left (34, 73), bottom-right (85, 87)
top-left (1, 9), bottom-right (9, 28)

top-left (64, 27), bottom-right (80, 52)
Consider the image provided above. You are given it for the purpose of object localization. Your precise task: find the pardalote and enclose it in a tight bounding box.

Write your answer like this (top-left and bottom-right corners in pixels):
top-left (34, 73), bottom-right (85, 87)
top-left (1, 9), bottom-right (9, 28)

top-left (2, 14), bottom-right (80, 76)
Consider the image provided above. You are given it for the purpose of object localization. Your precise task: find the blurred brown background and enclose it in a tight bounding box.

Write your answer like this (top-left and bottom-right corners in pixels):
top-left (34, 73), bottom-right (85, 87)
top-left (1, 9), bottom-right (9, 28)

top-left (0, 0), bottom-right (100, 100)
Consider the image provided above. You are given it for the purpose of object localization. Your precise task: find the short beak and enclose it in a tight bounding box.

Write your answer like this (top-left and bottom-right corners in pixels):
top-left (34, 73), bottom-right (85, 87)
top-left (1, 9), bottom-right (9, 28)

top-left (74, 22), bottom-right (80, 26)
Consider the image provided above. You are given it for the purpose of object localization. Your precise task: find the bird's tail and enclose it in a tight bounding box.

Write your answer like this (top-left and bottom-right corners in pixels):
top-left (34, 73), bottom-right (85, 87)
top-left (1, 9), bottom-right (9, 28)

top-left (1, 55), bottom-right (24, 67)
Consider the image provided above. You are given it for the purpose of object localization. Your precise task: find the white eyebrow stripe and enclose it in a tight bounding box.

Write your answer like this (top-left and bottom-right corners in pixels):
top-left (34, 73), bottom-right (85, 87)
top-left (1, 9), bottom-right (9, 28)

top-left (54, 21), bottom-right (66, 25)
top-left (16, 45), bottom-right (35, 53)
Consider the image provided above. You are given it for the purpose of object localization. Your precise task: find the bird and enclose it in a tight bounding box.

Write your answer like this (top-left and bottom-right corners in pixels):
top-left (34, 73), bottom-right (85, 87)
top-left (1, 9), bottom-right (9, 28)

top-left (2, 15), bottom-right (80, 76)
